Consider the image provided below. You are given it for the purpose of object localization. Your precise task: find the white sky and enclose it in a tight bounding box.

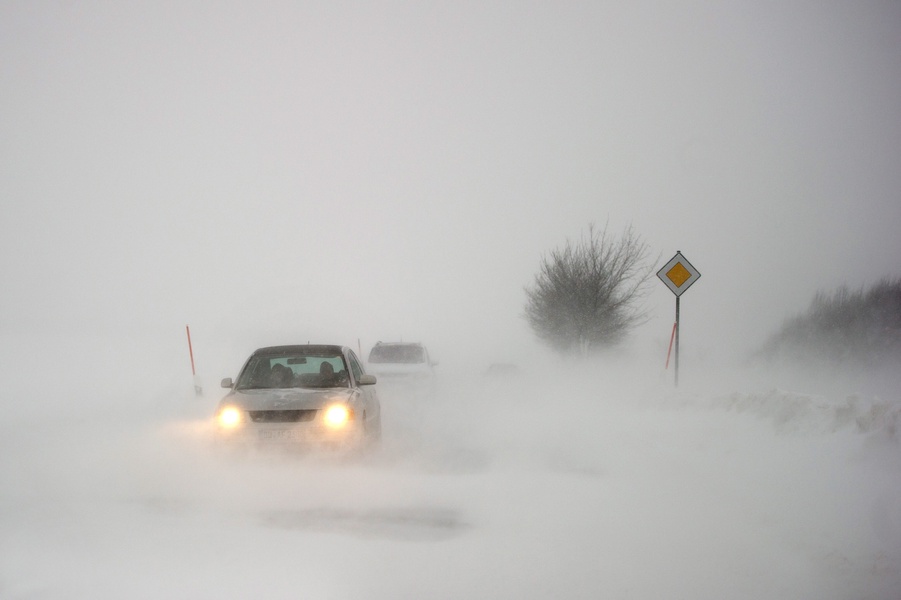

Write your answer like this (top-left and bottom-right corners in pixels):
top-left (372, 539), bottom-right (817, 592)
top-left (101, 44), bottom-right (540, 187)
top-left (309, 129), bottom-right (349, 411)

top-left (2, 1), bottom-right (900, 370)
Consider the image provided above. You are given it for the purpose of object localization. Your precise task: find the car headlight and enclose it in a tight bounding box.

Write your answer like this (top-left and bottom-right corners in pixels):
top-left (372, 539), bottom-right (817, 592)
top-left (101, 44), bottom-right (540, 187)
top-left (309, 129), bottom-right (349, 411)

top-left (323, 404), bottom-right (354, 429)
top-left (217, 406), bottom-right (243, 429)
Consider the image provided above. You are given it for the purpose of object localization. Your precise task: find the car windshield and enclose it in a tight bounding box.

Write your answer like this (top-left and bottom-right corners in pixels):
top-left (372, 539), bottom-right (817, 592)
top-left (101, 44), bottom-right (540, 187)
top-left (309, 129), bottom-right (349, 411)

top-left (235, 352), bottom-right (350, 390)
top-left (368, 344), bottom-right (425, 364)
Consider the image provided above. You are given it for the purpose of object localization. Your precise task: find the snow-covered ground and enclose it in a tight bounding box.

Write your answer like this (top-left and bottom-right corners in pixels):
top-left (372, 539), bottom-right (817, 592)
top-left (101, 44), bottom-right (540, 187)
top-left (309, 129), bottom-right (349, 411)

top-left (1, 335), bottom-right (899, 599)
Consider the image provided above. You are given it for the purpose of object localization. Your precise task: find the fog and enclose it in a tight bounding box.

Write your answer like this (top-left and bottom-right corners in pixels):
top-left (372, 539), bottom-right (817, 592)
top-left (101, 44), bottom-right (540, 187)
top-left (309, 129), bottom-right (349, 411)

top-left (2, 2), bottom-right (901, 598)
top-left (3, 2), bottom-right (901, 363)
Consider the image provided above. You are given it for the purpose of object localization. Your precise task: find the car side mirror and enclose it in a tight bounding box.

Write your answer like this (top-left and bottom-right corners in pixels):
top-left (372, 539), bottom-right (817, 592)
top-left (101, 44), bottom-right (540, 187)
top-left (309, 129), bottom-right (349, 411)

top-left (358, 374), bottom-right (377, 386)
top-left (220, 377), bottom-right (234, 389)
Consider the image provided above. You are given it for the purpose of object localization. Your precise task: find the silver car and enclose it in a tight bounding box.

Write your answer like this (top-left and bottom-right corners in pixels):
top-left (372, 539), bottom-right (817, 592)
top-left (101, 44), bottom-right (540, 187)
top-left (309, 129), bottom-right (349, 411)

top-left (216, 344), bottom-right (381, 450)
top-left (366, 341), bottom-right (437, 396)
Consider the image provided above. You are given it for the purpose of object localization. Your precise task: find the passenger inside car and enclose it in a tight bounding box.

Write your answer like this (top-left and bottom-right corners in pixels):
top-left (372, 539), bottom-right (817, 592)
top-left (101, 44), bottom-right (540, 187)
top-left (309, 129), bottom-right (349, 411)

top-left (269, 363), bottom-right (293, 388)
top-left (319, 361), bottom-right (336, 385)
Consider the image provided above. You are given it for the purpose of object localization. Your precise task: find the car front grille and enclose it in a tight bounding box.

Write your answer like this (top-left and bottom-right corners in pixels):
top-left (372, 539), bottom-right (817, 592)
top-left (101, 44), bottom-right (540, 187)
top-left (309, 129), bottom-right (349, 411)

top-left (248, 409), bottom-right (318, 423)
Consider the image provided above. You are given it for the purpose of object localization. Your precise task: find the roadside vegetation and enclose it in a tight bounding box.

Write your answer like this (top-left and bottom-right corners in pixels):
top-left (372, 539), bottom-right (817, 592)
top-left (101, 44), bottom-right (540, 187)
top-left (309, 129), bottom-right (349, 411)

top-left (757, 277), bottom-right (901, 367)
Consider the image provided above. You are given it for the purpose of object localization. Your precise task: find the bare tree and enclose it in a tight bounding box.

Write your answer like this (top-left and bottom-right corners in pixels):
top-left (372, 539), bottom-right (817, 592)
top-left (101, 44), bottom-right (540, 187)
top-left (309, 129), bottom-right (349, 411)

top-left (524, 223), bottom-right (655, 356)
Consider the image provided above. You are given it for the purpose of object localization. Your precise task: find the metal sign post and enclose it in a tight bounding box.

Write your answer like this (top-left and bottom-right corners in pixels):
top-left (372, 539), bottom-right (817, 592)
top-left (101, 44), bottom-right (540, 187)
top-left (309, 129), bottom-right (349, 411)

top-left (657, 251), bottom-right (701, 387)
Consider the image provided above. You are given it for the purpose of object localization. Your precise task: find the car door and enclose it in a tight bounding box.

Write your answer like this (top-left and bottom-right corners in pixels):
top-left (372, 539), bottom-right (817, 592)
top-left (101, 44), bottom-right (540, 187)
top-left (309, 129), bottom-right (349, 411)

top-left (347, 349), bottom-right (379, 427)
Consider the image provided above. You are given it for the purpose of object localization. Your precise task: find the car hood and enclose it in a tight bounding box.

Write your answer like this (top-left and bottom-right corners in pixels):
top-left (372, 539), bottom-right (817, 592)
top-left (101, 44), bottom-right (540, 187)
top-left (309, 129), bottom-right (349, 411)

top-left (220, 387), bottom-right (355, 411)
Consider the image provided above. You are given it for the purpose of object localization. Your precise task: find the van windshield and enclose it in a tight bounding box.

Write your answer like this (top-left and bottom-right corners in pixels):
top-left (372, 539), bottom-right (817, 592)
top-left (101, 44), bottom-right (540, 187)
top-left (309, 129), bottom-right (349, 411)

top-left (368, 345), bottom-right (425, 364)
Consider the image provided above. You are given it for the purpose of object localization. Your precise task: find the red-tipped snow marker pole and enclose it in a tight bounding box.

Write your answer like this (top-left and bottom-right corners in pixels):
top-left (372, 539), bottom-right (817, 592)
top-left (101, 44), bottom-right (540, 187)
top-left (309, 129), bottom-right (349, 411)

top-left (186, 325), bottom-right (202, 396)
top-left (665, 321), bottom-right (677, 370)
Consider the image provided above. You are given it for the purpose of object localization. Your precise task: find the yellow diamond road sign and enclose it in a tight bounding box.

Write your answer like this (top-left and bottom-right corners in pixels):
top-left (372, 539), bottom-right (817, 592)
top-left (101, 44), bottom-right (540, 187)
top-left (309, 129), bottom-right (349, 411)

top-left (657, 252), bottom-right (701, 297)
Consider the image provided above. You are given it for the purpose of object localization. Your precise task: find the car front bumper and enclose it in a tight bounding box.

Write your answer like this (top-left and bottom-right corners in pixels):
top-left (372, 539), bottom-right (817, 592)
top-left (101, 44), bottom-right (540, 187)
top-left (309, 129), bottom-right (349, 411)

top-left (215, 421), bottom-right (366, 451)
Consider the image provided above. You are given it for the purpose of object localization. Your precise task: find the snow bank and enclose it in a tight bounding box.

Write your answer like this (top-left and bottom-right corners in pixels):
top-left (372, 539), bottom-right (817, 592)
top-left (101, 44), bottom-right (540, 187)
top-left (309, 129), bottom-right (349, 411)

top-left (703, 390), bottom-right (901, 440)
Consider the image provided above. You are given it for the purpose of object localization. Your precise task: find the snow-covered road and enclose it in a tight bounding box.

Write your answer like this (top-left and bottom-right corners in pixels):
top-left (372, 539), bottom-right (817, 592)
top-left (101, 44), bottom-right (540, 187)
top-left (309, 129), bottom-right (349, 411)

top-left (2, 347), bottom-right (899, 599)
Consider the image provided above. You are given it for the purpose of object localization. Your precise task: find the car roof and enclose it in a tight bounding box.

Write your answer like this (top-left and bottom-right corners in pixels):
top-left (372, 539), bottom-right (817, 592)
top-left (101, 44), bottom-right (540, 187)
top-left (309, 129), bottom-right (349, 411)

top-left (252, 344), bottom-right (347, 356)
